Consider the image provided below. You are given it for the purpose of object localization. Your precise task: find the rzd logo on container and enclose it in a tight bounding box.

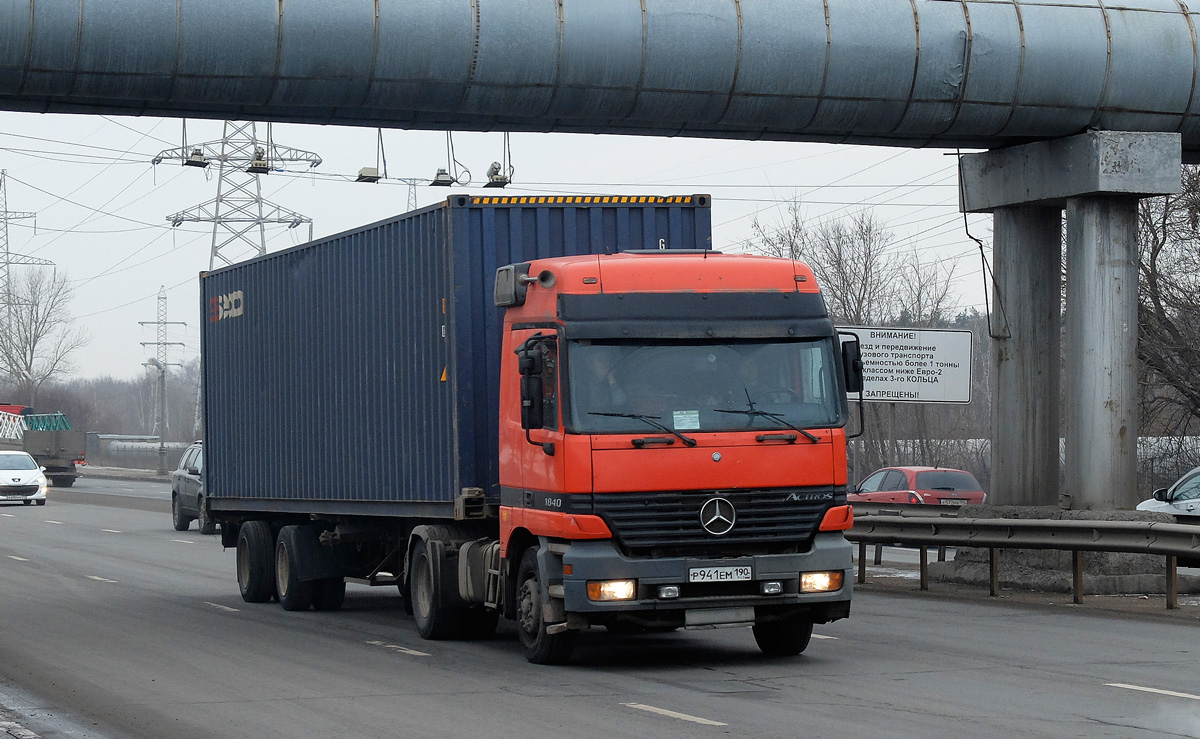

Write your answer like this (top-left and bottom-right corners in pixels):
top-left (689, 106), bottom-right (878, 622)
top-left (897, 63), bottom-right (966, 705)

top-left (210, 291), bottom-right (244, 322)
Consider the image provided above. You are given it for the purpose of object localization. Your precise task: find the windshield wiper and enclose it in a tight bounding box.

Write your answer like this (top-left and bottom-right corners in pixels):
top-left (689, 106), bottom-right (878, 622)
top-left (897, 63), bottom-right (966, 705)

top-left (714, 408), bottom-right (820, 443)
top-left (588, 411), bottom-right (698, 447)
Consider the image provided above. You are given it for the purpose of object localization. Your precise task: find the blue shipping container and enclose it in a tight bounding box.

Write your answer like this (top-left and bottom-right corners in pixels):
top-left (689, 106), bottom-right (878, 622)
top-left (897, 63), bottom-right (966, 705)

top-left (202, 194), bottom-right (712, 518)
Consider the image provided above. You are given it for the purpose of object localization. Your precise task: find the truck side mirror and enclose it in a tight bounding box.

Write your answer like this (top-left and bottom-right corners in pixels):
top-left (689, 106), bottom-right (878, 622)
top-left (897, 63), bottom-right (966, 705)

top-left (520, 375), bottom-right (545, 430)
top-left (841, 340), bottom-right (863, 394)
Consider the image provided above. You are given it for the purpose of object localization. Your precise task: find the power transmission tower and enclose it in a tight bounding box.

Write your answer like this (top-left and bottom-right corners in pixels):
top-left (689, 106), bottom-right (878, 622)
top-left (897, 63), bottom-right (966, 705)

top-left (139, 286), bottom-right (184, 473)
top-left (153, 121), bottom-right (321, 269)
top-left (0, 170), bottom-right (53, 327)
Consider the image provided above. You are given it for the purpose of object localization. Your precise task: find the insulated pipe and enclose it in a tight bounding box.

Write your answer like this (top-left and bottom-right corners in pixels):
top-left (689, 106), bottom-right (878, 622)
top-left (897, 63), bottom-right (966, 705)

top-left (1, 0), bottom-right (1199, 153)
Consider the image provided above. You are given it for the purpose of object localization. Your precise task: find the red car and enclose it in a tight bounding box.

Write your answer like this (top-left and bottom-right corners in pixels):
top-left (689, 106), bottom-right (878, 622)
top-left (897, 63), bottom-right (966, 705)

top-left (849, 466), bottom-right (986, 505)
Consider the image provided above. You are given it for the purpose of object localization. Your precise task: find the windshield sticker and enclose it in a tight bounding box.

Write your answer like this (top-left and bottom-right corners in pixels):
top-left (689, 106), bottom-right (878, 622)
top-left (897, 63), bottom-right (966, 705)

top-left (673, 410), bottom-right (700, 430)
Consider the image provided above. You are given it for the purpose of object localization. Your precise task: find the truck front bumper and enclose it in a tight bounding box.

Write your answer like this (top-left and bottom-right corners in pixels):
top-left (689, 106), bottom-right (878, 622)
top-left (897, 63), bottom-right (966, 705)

top-left (560, 533), bottom-right (852, 626)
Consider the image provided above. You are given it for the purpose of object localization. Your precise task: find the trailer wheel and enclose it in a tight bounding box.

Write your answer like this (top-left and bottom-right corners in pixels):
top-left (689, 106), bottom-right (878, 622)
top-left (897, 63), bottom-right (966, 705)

top-left (275, 534), bottom-right (314, 611)
top-left (516, 547), bottom-right (575, 664)
top-left (197, 496), bottom-right (217, 535)
top-left (51, 476), bottom-right (74, 488)
top-left (752, 616), bottom-right (814, 657)
top-left (409, 538), bottom-right (462, 639)
top-left (171, 494), bottom-right (192, 532)
top-left (236, 521), bottom-right (275, 603)
top-left (312, 578), bottom-right (346, 612)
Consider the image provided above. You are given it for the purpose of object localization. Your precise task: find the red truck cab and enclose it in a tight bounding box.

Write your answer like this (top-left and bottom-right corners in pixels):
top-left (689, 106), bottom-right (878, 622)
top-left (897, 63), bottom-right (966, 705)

top-left (494, 251), bottom-right (858, 663)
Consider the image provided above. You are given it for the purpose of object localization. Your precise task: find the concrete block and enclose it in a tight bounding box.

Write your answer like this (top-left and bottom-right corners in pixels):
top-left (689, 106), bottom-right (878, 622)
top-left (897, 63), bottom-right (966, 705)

top-left (960, 131), bottom-right (1181, 212)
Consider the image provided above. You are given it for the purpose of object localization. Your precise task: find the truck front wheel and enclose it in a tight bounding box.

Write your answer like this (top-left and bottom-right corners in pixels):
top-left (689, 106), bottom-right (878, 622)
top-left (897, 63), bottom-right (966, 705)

top-left (752, 616), bottom-right (814, 657)
top-left (515, 547), bottom-right (575, 665)
top-left (236, 521), bottom-right (275, 603)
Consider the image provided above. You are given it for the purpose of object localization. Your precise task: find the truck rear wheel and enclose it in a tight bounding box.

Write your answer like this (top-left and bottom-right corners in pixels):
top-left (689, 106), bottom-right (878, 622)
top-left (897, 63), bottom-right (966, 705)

top-left (516, 547), bottom-right (575, 664)
top-left (409, 538), bottom-right (462, 639)
top-left (51, 476), bottom-right (74, 488)
top-left (752, 616), bottom-right (814, 657)
top-left (275, 533), bottom-right (314, 611)
top-left (236, 521), bottom-right (274, 603)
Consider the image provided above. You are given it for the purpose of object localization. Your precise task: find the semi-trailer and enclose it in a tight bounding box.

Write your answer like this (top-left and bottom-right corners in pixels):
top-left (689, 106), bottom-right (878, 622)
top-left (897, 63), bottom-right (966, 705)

top-left (202, 194), bottom-right (861, 664)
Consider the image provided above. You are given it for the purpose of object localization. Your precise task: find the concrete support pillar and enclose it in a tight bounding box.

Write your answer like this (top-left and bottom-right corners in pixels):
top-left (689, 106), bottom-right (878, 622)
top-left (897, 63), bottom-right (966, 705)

top-left (1063, 196), bottom-right (1140, 510)
top-left (991, 206), bottom-right (1062, 506)
top-left (959, 131), bottom-right (1180, 511)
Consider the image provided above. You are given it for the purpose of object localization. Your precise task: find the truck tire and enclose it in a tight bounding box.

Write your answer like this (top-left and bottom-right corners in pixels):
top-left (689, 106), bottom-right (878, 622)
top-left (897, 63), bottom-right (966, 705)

top-left (312, 578), bottom-right (346, 612)
top-left (197, 496), bottom-right (217, 535)
top-left (752, 616), bottom-right (814, 657)
top-left (516, 547), bottom-right (575, 664)
top-left (51, 476), bottom-right (75, 488)
top-left (409, 538), bottom-right (462, 639)
top-left (275, 534), bottom-right (314, 611)
top-left (236, 521), bottom-right (275, 603)
top-left (171, 494), bottom-right (192, 532)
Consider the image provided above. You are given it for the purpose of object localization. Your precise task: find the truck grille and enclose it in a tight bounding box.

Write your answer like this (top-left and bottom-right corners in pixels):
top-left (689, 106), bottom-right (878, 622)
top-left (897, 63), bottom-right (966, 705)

top-left (592, 487), bottom-right (838, 557)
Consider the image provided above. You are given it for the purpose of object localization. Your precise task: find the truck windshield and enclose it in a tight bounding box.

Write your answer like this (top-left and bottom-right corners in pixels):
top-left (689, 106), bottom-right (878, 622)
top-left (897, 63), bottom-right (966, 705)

top-left (566, 338), bottom-right (844, 434)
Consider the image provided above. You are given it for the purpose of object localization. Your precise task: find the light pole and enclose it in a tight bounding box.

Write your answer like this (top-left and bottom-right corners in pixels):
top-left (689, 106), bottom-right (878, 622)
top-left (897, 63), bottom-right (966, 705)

top-left (144, 358), bottom-right (168, 475)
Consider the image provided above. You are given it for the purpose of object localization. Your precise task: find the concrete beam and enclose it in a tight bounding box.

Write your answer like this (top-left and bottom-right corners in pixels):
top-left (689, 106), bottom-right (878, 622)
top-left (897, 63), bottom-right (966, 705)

top-left (990, 206), bottom-right (1062, 507)
top-left (1063, 197), bottom-right (1141, 510)
top-left (960, 131), bottom-right (1181, 213)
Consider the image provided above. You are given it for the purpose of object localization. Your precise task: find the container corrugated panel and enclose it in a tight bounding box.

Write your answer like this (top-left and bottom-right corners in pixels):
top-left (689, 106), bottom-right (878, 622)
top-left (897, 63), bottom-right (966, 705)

top-left (202, 193), bottom-right (711, 518)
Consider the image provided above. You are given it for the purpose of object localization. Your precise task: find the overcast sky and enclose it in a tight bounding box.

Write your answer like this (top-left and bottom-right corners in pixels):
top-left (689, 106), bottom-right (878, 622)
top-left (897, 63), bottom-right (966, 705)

top-left (0, 112), bottom-right (991, 382)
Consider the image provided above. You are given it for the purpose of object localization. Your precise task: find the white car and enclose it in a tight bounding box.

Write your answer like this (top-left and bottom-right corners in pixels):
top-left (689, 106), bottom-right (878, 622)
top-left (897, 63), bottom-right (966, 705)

top-left (1137, 465), bottom-right (1200, 524)
top-left (0, 450), bottom-right (48, 506)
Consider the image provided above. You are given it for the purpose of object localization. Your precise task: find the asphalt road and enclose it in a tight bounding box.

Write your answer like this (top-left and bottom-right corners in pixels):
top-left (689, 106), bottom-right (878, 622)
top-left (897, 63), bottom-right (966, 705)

top-left (1, 479), bottom-right (1199, 738)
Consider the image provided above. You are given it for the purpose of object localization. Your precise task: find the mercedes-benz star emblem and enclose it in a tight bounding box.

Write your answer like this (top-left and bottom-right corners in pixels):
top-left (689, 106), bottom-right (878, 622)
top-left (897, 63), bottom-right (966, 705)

top-left (699, 497), bottom-right (736, 536)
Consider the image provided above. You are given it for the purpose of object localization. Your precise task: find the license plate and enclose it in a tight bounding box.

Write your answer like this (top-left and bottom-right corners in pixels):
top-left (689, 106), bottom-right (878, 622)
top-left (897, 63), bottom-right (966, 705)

top-left (688, 566), bottom-right (752, 583)
top-left (938, 498), bottom-right (963, 505)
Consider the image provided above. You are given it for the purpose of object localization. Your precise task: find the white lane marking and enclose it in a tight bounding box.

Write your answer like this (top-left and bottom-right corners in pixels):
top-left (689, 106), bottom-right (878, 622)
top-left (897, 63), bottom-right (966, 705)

top-left (44, 520), bottom-right (62, 525)
top-left (365, 640), bottom-right (430, 657)
top-left (621, 703), bottom-right (727, 727)
top-left (1107, 683), bottom-right (1200, 701)
top-left (0, 513), bottom-right (14, 517)
top-left (101, 529), bottom-right (122, 533)
top-left (171, 539), bottom-right (194, 545)
top-left (811, 634), bottom-right (838, 640)
top-left (87, 576), bottom-right (118, 583)
top-left (6, 555), bottom-right (29, 561)
top-left (204, 602), bottom-right (240, 612)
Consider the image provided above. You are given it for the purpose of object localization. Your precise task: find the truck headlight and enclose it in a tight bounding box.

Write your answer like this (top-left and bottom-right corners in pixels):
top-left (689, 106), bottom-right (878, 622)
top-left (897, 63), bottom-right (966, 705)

top-left (587, 580), bottom-right (637, 601)
top-left (800, 571), bottom-right (843, 593)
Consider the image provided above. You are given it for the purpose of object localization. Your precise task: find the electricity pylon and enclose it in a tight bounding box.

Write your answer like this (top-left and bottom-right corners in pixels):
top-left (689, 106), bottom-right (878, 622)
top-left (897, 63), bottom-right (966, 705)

top-left (0, 170), bottom-right (53, 327)
top-left (138, 285), bottom-right (185, 437)
top-left (153, 121), bottom-right (321, 269)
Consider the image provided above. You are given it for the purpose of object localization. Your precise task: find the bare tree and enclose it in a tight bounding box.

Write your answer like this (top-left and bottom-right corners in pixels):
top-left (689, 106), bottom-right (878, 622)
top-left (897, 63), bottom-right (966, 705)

top-left (0, 268), bottom-right (90, 406)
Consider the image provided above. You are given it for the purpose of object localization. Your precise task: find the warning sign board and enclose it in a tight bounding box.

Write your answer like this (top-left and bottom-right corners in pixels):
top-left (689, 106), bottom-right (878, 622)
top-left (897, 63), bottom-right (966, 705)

top-left (839, 327), bottom-right (973, 404)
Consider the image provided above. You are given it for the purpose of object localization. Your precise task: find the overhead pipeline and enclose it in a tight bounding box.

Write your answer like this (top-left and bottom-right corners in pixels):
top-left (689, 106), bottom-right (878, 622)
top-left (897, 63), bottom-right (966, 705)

top-left (0, 0), bottom-right (1198, 152)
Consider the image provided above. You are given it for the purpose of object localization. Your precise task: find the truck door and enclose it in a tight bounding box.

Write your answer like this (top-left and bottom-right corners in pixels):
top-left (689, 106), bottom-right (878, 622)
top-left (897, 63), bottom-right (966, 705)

top-left (504, 328), bottom-right (566, 495)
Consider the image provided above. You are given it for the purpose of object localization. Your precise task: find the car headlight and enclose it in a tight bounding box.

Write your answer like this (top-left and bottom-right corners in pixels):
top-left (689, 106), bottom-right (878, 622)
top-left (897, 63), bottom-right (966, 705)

top-left (37, 475), bottom-right (48, 494)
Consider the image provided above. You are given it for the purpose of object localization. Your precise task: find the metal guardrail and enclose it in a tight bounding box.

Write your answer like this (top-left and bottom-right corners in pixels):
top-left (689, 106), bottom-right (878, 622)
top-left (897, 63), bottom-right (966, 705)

top-left (846, 514), bottom-right (1200, 609)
